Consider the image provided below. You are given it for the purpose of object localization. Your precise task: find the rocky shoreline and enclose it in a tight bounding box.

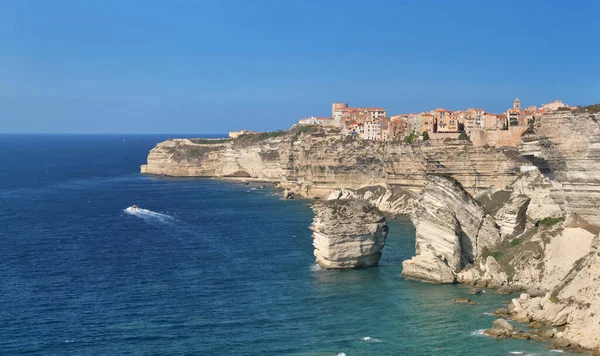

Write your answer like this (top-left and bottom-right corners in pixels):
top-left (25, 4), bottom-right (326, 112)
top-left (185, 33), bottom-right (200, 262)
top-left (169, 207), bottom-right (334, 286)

top-left (141, 111), bottom-right (600, 353)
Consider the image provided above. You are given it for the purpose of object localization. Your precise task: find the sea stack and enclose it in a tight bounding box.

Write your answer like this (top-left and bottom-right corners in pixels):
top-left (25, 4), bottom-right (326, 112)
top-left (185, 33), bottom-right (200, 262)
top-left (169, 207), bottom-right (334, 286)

top-left (310, 200), bottom-right (388, 269)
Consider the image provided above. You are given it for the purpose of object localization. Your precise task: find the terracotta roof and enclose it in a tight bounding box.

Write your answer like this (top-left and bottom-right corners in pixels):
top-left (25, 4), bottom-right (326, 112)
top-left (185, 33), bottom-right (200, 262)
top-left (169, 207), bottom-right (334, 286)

top-left (434, 108), bottom-right (452, 112)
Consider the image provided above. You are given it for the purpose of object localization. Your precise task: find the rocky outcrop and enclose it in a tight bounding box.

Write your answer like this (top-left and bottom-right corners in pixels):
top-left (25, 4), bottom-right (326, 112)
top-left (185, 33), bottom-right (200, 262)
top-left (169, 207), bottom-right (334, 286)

top-left (141, 127), bottom-right (526, 199)
top-left (485, 318), bottom-right (514, 338)
top-left (401, 175), bottom-right (501, 283)
top-left (494, 193), bottom-right (530, 237)
top-left (326, 185), bottom-right (414, 216)
top-left (509, 169), bottom-right (564, 222)
top-left (455, 256), bottom-right (510, 288)
top-left (310, 200), bottom-right (388, 269)
top-left (519, 111), bottom-right (600, 228)
top-left (401, 252), bottom-right (456, 284)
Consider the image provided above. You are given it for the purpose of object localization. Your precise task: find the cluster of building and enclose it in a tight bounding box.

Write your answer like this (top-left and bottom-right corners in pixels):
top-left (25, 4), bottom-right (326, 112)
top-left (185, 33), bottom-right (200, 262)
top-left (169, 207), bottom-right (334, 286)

top-left (297, 99), bottom-right (576, 145)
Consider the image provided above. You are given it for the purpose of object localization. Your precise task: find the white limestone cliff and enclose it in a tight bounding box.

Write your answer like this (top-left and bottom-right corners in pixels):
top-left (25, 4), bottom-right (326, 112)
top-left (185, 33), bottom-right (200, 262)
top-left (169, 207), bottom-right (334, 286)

top-left (326, 185), bottom-right (414, 216)
top-left (310, 200), bottom-right (388, 269)
top-left (401, 175), bottom-right (501, 283)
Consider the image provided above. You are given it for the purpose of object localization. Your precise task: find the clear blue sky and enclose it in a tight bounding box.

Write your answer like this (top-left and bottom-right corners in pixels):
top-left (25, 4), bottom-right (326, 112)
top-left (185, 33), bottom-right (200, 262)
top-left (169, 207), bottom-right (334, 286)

top-left (1, 0), bottom-right (599, 134)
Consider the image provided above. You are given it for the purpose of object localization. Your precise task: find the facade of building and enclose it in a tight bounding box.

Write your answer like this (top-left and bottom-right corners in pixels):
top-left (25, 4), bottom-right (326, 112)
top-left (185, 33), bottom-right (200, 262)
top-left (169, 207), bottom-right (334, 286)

top-left (228, 130), bottom-right (257, 138)
top-left (333, 105), bottom-right (387, 128)
top-left (541, 100), bottom-right (569, 111)
top-left (419, 113), bottom-right (435, 133)
top-left (298, 116), bottom-right (333, 126)
top-left (363, 120), bottom-right (382, 141)
top-left (435, 108), bottom-right (459, 133)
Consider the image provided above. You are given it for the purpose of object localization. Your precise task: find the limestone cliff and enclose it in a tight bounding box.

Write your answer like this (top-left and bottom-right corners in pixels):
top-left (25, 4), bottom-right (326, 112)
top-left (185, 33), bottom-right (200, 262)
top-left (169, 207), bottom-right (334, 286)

top-left (326, 185), bottom-right (415, 216)
top-left (141, 126), bottom-right (525, 199)
top-left (401, 175), bottom-right (501, 283)
top-left (519, 111), bottom-right (600, 228)
top-left (310, 200), bottom-right (388, 269)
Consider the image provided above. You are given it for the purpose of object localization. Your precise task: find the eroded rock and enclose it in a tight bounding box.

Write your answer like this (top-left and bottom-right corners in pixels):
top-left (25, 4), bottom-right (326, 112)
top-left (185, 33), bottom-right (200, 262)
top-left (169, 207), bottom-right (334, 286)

top-left (310, 199), bottom-right (388, 269)
top-left (403, 175), bottom-right (501, 283)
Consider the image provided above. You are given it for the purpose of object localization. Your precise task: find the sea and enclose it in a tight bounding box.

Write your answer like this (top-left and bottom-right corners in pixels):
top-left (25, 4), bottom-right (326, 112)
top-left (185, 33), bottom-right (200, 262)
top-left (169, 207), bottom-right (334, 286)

top-left (0, 134), bottom-right (574, 355)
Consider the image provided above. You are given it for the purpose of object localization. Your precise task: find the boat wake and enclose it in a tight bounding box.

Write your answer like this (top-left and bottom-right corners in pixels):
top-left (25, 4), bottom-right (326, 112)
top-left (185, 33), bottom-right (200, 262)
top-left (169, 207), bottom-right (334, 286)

top-left (123, 206), bottom-right (174, 223)
top-left (361, 336), bottom-right (382, 343)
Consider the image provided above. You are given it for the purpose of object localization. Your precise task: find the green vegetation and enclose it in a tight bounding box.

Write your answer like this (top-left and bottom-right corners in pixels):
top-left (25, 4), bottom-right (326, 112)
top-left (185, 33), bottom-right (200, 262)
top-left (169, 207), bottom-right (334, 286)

top-left (189, 138), bottom-right (230, 144)
top-left (404, 132), bottom-right (416, 144)
top-left (538, 217), bottom-right (565, 227)
top-left (549, 295), bottom-right (560, 304)
top-left (422, 131), bottom-right (430, 141)
top-left (557, 107), bottom-right (571, 111)
top-left (481, 246), bottom-right (504, 260)
top-left (458, 132), bottom-right (470, 141)
top-left (510, 238), bottom-right (521, 246)
top-left (573, 103), bottom-right (600, 114)
top-left (290, 125), bottom-right (321, 142)
top-left (234, 130), bottom-right (287, 145)
top-left (584, 103), bottom-right (600, 113)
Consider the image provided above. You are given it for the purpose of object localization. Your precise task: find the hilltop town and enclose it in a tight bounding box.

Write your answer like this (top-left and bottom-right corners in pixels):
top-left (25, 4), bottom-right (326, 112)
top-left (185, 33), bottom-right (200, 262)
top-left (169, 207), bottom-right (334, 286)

top-left (230, 98), bottom-right (576, 147)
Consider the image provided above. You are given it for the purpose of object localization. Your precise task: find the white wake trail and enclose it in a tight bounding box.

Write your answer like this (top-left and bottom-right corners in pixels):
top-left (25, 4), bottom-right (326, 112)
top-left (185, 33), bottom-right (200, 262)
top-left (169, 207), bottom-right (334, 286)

top-left (123, 206), bottom-right (175, 224)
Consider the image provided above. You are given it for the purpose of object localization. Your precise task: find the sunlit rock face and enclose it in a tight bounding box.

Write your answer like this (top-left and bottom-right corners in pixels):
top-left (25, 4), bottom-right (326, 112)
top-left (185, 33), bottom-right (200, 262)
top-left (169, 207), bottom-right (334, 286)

top-left (141, 127), bottom-right (526, 199)
top-left (310, 199), bottom-right (388, 269)
top-left (326, 185), bottom-right (415, 216)
top-left (519, 111), bottom-right (600, 228)
top-left (402, 175), bottom-right (501, 283)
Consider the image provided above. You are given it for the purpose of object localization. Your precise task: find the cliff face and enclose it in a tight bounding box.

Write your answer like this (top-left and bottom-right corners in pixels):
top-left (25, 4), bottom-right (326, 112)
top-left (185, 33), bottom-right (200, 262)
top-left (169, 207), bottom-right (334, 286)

top-left (402, 176), bottom-right (501, 283)
top-left (326, 185), bottom-right (415, 216)
top-left (142, 127), bottom-right (525, 199)
top-left (519, 111), bottom-right (600, 228)
top-left (310, 200), bottom-right (388, 269)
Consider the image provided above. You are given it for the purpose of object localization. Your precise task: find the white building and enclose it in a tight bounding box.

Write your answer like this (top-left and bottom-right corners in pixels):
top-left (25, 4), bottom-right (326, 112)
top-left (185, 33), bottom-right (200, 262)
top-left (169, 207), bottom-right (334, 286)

top-left (362, 120), bottom-right (382, 141)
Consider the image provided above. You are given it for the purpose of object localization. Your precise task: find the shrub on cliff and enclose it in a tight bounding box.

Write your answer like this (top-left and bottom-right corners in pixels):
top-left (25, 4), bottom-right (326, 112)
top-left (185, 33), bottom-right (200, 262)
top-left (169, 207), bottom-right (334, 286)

top-left (290, 125), bottom-right (321, 142)
top-left (583, 103), bottom-right (600, 113)
top-left (458, 132), bottom-right (470, 141)
top-left (404, 132), bottom-right (416, 144)
top-left (537, 217), bottom-right (565, 227)
top-left (233, 130), bottom-right (287, 146)
top-left (422, 131), bottom-right (430, 141)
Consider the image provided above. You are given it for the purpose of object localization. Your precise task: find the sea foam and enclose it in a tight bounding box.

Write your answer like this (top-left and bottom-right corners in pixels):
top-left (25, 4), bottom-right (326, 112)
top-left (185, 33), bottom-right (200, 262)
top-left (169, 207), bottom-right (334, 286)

top-left (310, 264), bottom-right (322, 272)
top-left (361, 336), bottom-right (382, 342)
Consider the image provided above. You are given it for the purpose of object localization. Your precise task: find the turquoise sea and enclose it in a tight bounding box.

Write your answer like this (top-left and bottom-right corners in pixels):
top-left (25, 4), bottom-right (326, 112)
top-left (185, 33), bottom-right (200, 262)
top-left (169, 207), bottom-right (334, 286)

top-left (0, 135), bottom-right (574, 355)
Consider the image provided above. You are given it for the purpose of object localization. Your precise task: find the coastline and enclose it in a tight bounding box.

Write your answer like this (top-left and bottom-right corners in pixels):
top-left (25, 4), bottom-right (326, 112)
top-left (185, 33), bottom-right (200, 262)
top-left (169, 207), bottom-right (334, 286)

top-left (138, 110), bottom-right (600, 354)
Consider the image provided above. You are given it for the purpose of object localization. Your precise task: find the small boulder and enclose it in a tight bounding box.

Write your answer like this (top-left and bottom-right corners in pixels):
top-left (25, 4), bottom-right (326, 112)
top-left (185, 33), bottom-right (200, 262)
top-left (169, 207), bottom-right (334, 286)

top-left (512, 311), bottom-right (532, 323)
top-left (528, 320), bottom-right (546, 328)
top-left (531, 334), bottom-right (545, 342)
top-left (551, 338), bottom-right (572, 349)
top-left (492, 308), bottom-right (509, 317)
top-left (496, 285), bottom-right (512, 295)
top-left (512, 332), bottom-right (531, 340)
top-left (485, 318), bottom-right (514, 338)
top-left (468, 288), bottom-right (483, 295)
top-left (493, 318), bottom-right (514, 332)
top-left (475, 279), bottom-right (489, 288)
top-left (452, 298), bottom-right (472, 304)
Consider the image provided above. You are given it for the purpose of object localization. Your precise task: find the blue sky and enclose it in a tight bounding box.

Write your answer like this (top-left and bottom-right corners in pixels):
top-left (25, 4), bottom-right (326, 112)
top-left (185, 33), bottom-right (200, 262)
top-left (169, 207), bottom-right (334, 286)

top-left (1, 0), bottom-right (599, 134)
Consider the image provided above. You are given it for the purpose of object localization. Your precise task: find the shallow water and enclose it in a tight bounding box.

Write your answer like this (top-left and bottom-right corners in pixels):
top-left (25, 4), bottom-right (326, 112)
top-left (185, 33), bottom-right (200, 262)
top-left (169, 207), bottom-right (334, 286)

top-left (0, 135), bottom-right (575, 355)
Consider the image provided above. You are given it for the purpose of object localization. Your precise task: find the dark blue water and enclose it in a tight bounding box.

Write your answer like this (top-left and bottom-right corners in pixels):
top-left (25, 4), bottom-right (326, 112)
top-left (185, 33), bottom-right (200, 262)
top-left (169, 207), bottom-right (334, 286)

top-left (0, 135), bottom-right (572, 355)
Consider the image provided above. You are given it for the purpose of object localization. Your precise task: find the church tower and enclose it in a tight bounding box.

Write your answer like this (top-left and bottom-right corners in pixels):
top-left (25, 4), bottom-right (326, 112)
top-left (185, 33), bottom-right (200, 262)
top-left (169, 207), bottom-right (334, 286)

top-left (514, 98), bottom-right (521, 111)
